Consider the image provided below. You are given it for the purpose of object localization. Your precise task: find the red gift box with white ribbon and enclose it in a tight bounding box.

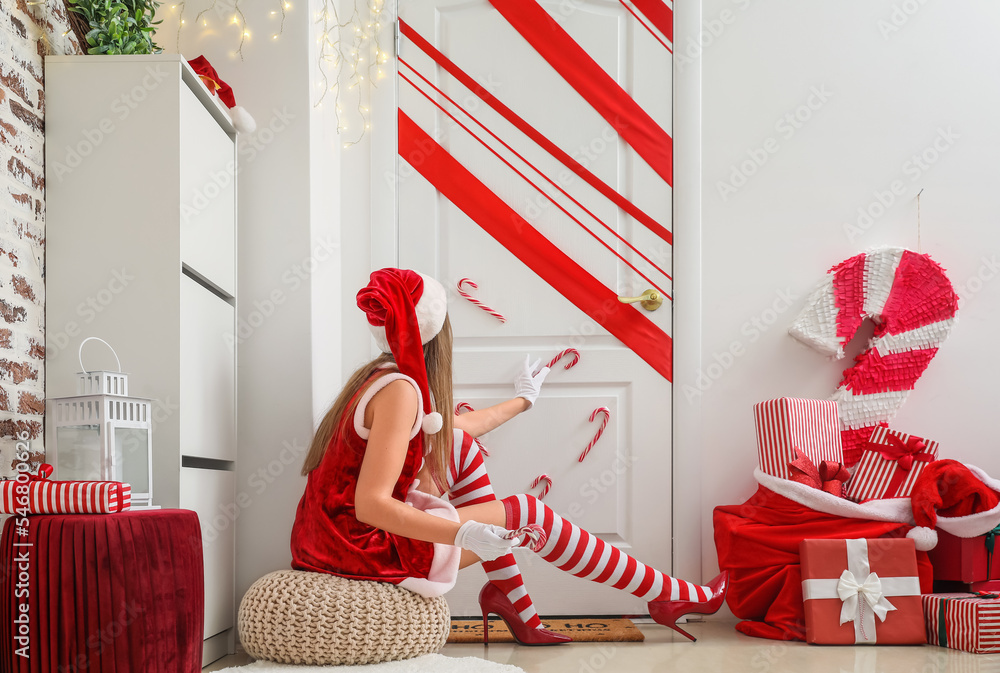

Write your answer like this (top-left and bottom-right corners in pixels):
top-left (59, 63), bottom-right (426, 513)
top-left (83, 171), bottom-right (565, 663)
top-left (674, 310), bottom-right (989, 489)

top-left (753, 398), bottom-right (843, 482)
top-left (845, 427), bottom-right (939, 502)
top-left (0, 464), bottom-right (131, 514)
top-left (922, 593), bottom-right (1000, 653)
top-left (800, 538), bottom-right (925, 644)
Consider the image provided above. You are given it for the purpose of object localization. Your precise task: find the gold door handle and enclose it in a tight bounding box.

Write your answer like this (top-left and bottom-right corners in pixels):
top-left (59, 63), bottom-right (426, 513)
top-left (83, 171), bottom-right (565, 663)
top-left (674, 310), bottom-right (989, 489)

top-left (617, 289), bottom-right (663, 312)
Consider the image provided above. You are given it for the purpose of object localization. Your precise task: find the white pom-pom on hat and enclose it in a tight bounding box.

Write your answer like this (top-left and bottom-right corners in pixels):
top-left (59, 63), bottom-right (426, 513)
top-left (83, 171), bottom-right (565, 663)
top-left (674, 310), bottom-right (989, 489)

top-left (422, 411), bottom-right (443, 435)
top-left (228, 105), bottom-right (256, 134)
top-left (906, 526), bottom-right (938, 551)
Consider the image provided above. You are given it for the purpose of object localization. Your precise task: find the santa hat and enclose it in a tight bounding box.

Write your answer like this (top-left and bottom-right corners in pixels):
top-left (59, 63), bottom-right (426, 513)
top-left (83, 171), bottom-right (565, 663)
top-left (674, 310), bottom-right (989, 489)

top-left (356, 268), bottom-right (448, 435)
top-left (187, 55), bottom-right (257, 134)
top-left (907, 459), bottom-right (1000, 551)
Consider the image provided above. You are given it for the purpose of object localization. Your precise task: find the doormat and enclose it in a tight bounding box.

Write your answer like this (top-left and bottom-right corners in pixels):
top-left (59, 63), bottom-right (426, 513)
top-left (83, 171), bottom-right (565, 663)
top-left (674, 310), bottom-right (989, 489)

top-left (447, 618), bottom-right (645, 643)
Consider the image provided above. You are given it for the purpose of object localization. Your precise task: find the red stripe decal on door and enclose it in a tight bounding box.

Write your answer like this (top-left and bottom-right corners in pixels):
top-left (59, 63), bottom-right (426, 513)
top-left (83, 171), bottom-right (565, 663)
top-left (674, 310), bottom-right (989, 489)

top-left (399, 110), bottom-right (673, 381)
top-left (398, 19), bottom-right (672, 245)
top-left (630, 0), bottom-right (673, 42)
top-left (486, 0), bottom-right (673, 185)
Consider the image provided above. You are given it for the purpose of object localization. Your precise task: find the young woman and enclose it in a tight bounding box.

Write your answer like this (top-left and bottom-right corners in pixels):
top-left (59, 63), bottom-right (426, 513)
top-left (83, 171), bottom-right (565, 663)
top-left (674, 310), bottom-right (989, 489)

top-left (290, 269), bottom-right (727, 644)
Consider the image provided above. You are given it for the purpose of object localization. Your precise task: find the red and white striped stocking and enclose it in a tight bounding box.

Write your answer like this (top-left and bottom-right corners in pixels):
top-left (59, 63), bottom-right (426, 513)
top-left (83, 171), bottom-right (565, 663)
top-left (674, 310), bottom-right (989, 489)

top-left (502, 494), bottom-right (712, 603)
top-left (447, 430), bottom-right (544, 630)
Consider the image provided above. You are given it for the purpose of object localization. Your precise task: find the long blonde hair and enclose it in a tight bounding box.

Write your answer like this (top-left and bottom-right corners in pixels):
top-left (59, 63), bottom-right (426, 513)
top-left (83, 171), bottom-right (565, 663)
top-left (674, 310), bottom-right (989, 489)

top-left (302, 316), bottom-right (454, 491)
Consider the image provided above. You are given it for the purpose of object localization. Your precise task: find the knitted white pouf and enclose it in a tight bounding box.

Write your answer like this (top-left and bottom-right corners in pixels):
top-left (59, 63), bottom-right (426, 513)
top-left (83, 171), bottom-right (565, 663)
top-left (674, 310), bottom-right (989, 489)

top-left (238, 570), bottom-right (451, 666)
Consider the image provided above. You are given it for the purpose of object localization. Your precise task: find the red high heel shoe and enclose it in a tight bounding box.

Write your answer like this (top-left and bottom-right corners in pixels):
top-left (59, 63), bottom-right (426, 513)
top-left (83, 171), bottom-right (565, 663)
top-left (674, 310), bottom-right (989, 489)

top-left (479, 582), bottom-right (572, 646)
top-left (647, 571), bottom-right (729, 642)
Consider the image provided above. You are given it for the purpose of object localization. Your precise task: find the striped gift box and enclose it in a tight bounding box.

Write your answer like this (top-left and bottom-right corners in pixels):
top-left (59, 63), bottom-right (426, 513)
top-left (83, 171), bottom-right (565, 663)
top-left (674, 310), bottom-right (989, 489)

top-left (845, 427), bottom-right (938, 502)
top-left (0, 479), bottom-right (132, 514)
top-left (753, 398), bottom-right (843, 481)
top-left (923, 593), bottom-right (1000, 653)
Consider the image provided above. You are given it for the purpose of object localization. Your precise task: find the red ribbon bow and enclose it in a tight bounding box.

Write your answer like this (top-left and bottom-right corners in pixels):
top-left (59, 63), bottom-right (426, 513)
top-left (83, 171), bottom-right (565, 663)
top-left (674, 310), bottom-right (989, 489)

top-left (876, 434), bottom-right (929, 471)
top-left (788, 449), bottom-right (851, 497)
top-left (870, 432), bottom-right (934, 496)
top-left (29, 463), bottom-right (53, 481)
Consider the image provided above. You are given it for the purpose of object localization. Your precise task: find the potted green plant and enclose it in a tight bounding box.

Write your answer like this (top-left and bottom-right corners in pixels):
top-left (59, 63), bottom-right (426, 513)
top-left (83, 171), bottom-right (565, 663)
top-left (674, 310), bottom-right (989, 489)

top-left (65, 0), bottom-right (163, 55)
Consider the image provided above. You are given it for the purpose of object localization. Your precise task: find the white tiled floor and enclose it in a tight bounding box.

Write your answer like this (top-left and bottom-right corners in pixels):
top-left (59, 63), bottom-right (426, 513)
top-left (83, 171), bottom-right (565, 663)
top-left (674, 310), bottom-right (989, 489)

top-left (203, 620), bottom-right (1000, 672)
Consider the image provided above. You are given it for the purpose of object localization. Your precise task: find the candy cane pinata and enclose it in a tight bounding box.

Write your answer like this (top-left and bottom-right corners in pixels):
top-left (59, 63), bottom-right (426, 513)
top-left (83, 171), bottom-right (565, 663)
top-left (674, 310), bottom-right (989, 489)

top-left (546, 348), bottom-right (581, 371)
top-left (579, 407), bottom-right (610, 463)
top-left (530, 474), bottom-right (553, 500)
top-left (456, 278), bottom-right (506, 324)
top-left (454, 402), bottom-right (489, 456)
top-left (788, 247), bottom-right (958, 466)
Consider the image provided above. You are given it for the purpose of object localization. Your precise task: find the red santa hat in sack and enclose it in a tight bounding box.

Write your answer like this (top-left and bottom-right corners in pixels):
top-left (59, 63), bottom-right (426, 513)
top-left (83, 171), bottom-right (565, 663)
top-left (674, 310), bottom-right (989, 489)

top-left (356, 268), bottom-right (448, 435)
top-left (187, 55), bottom-right (256, 134)
top-left (754, 460), bottom-right (1000, 551)
top-left (907, 460), bottom-right (1000, 550)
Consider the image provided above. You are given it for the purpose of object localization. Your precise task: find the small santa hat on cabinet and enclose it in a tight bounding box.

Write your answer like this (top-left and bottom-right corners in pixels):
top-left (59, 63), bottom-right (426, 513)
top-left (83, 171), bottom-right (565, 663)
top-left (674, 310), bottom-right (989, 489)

top-left (908, 459), bottom-right (1000, 551)
top-left (187, 55), bottom-right (257, 134)
top-left (356, 268), bottom-right (448, 435)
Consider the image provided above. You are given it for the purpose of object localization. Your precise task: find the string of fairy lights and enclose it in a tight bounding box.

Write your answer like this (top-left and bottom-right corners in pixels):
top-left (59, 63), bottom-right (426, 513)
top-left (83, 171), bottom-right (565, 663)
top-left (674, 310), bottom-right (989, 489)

top-left (314, 0), bottom-right (389, 147)
top-left (167, 0), bottom-right (387, 146)
top-left (171, 0), bottom-right (286, 60)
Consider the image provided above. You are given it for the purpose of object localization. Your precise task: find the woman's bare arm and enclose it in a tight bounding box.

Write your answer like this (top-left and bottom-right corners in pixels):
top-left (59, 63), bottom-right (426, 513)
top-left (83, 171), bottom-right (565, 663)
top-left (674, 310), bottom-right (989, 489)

top-left (452, 397), bottom-right (530, 438)
top-left (353, 379), bottom-right (463, 545)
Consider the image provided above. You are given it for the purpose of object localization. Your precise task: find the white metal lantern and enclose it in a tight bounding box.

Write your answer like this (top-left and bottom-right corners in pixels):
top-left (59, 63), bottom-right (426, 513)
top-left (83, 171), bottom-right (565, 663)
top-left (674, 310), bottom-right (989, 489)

top-left (49, 337), bottom-right (154, 508)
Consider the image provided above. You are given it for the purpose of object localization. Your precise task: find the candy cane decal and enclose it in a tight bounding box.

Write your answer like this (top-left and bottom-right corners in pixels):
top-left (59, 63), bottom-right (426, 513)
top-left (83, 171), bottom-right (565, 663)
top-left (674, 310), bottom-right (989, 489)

top-left (546, 348), bottom-right (581, 371)
top-left (788, 247), bottom-right (959, 466)
top-left (579, 407), bottom-right (611, 463)
top-left (530, 474), bottom-right (553, 500)
top-left (455, 402), bottom-right (489, 456)
top-left (457, 278), bottom-right (507, 324)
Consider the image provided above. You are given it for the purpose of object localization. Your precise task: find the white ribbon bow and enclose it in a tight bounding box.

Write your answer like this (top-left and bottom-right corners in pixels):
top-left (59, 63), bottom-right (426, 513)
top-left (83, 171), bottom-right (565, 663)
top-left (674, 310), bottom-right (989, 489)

top-left (836, 570), bottom-right (896, 626)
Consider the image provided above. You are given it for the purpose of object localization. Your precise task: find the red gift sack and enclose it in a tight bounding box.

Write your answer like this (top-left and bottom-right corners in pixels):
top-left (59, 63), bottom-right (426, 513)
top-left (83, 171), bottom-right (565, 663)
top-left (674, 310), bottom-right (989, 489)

top-left (714, 485), bottom-right (933, 641)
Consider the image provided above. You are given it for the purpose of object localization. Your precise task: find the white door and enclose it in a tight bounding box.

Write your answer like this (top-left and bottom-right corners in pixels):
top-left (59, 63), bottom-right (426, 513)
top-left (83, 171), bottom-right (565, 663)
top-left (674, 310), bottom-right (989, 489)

top-left (390, 0), bottom-right (673, 617)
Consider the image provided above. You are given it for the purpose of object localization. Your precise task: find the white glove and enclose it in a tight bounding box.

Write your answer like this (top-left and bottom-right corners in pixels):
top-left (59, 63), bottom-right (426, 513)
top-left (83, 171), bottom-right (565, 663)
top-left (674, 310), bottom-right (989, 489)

top-left (514, 355), bottom-right (550, 409)
top-left (453, 520), bottom-right (517, 562)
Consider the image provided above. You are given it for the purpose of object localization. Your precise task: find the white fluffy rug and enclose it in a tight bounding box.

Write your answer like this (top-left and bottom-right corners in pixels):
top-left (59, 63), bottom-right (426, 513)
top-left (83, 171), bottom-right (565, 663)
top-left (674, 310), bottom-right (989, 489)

top-left (213, 655), bottom-right (525, 673)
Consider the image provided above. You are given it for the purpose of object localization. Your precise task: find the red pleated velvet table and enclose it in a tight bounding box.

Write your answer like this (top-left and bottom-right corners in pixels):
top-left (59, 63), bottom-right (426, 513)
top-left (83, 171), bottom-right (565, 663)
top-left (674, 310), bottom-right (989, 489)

top-left (0, 510), bottom-right (204, 673)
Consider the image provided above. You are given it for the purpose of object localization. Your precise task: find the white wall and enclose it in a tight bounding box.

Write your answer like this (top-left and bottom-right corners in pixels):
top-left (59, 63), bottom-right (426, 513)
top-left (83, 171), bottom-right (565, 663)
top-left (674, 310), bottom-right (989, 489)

top-left (688, 0), bottom-right (1000, 577)
top-left (158, 2), bottom-right (321, 604)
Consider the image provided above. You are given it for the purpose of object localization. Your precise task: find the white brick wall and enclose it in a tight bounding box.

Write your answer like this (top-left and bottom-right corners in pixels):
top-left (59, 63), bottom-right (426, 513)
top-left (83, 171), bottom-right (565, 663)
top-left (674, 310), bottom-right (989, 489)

top-left (0, 0), bottom-right (80, 476)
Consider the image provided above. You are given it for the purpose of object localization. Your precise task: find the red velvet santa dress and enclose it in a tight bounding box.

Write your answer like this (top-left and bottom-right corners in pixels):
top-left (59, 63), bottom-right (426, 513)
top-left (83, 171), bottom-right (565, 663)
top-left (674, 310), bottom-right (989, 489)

top-left (289, 367), bottom-right (461, 597)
